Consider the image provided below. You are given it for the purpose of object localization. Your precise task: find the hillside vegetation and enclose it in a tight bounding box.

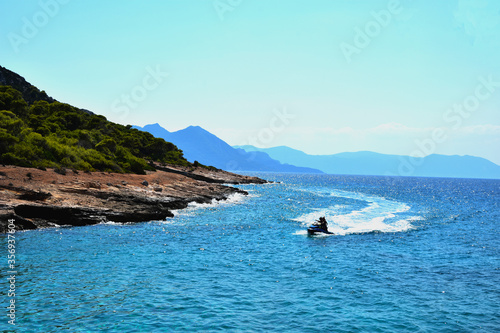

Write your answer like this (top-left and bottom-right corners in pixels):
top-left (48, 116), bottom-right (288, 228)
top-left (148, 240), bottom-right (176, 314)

top-left (0, 85), bottom-right (189, 174)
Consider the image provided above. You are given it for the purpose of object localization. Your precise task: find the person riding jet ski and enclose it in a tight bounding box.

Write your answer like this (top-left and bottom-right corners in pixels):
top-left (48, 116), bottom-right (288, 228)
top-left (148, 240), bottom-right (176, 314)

top-left (307, 216), bottom-right (333, 235)
top-left (317, 216), bottom-right (328, 231)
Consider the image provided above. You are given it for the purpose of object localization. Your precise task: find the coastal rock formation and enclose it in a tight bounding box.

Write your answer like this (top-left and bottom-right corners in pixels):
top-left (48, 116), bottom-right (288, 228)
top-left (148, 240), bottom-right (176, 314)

top-left (0, 165), bottom-right (266, 232)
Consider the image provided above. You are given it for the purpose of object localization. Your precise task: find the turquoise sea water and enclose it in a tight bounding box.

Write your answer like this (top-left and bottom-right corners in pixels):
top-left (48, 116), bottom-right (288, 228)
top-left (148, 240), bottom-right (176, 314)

top-left (1, 174), bottom-right (499, 332)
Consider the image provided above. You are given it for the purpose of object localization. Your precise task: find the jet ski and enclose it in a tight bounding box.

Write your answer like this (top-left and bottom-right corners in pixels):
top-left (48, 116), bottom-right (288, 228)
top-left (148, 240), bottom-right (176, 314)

top-left (307, 217), bottom-right (334, 235)
top-left (307, 224), bottom-right (334, 235)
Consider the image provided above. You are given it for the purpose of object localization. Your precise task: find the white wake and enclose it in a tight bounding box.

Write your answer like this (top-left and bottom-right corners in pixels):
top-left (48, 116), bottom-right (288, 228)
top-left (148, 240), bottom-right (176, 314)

top-left (294, 189), bottom-right (420, 235)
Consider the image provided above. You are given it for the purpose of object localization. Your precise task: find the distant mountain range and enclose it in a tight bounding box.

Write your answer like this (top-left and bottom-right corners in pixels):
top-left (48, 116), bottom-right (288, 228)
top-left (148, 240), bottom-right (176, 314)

top-left (133, 124), bottom-right (322, 173)
top-left (235, 145), bottom-right (500, 179)
top-left (135, 123), bottom-right (500, 179)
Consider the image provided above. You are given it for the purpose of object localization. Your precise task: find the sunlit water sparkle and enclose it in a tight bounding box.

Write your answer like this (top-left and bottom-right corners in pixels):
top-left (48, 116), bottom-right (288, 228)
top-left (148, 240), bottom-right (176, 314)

top-left (1, 174), bottom-right (498, 332)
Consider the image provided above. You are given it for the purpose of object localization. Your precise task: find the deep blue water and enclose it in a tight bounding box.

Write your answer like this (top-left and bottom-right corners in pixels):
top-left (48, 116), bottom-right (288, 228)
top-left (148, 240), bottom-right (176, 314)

top-left (1, 174), bottom-right (499, 332)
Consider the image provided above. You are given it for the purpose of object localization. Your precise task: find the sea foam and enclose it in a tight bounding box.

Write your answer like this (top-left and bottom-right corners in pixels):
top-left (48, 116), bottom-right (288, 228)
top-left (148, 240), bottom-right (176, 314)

top-left (171, 192), bottom-right (251, 217)
top-left (294, 189), bottom-right (416, 235)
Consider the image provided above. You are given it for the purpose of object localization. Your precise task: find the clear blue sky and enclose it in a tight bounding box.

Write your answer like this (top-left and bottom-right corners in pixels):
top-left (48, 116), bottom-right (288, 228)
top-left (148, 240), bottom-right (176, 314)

top-left (1, 0), bottom-right (499, 164)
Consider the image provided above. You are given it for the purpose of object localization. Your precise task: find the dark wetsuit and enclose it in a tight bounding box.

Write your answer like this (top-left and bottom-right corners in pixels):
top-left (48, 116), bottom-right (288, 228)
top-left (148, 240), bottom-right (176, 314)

top-left (318, 217), bottom-right (328, 231)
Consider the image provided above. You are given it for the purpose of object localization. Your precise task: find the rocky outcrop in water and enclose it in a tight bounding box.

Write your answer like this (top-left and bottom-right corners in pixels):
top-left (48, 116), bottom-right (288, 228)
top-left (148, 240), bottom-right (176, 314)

top-left (0, 165), bottom-right (265, 232)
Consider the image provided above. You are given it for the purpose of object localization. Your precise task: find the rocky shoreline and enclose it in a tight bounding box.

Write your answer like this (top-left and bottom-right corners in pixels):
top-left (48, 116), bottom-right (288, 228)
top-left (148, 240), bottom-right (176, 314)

top-left (0, 165), bottom-right (266, 233)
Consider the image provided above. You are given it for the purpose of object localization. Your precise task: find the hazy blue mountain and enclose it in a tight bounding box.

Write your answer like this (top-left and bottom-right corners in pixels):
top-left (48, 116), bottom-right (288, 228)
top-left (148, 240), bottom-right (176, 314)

top-left (235, 145), bottom-right (500, 179)
top-left (139, 123), bottom-right (171, 138)
top-left (133, 124), bottom-right (322, 173)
